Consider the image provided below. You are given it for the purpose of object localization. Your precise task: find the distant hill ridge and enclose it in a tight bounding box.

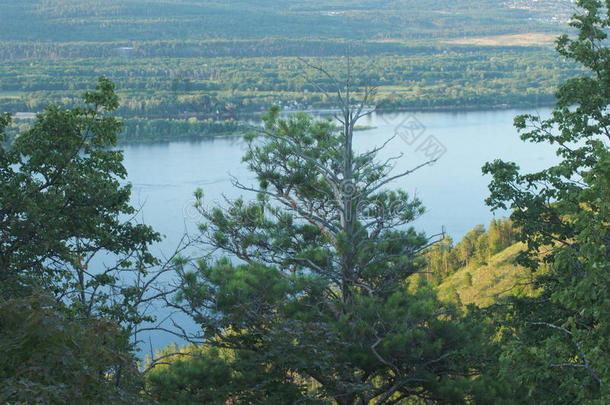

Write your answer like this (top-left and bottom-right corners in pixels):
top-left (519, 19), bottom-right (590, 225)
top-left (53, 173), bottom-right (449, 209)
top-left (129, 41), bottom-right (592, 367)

top-left (0, 0), bottom-right (573, 43)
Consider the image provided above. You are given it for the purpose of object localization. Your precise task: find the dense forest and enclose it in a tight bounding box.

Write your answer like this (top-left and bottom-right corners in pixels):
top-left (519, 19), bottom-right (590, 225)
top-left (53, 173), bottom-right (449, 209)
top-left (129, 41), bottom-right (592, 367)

top-left (0, 50), bottom-right (580, 113)
top-left (1, 0), bottom-right (609, 404)
top-left (0, 0), bottom-right (581, 141)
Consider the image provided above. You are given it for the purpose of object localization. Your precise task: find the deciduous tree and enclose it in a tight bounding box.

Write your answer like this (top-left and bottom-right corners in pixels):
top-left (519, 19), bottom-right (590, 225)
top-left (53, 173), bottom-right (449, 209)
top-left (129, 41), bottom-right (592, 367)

top-left (484, 1), bottom-right (610, 402)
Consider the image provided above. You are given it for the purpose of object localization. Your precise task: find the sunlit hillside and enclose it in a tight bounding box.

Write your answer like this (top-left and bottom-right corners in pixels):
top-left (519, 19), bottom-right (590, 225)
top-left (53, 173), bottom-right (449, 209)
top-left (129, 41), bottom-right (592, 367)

top-left (437, 242), bottom-right (540, 307)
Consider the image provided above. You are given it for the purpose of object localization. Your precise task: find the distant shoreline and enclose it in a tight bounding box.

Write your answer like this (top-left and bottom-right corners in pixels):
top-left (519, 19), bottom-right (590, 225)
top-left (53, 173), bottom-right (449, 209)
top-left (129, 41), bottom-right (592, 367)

top-left (114, 102), bottom-right (554, 145)
top-left (161, 101), bottom-right (556, 121)
top-left (11, 102), bottom-right (555, 146)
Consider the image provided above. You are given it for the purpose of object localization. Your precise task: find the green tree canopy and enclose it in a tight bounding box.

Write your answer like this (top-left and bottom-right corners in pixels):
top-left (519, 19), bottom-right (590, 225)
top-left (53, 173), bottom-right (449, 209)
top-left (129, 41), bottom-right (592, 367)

top-left (483, 1), bottom-right (610, 402)
top-left (0, 78), bottom-right (163, 404)
top-left (0, 77), bottom-right (160, 324)
top-left (0, 296), bottom-right (146, 405)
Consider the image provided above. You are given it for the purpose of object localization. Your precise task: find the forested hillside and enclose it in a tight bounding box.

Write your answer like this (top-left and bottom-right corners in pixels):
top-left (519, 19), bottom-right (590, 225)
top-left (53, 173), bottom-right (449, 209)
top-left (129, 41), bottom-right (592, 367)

top-left (437, 243), bottom-right (534, 307)
top-left (416, 219), bottom-right (538, 308)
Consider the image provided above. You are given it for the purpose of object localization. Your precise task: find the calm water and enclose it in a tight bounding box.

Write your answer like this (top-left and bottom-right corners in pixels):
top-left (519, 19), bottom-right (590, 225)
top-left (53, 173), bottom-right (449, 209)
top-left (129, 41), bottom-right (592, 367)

top-left (122, 107), bottom-right (556, 352)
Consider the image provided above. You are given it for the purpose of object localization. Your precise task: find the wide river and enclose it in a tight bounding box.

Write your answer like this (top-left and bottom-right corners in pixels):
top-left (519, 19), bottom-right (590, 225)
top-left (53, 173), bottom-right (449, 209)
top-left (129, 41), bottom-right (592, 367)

top-left (122, 107), bottom-right (556, 352)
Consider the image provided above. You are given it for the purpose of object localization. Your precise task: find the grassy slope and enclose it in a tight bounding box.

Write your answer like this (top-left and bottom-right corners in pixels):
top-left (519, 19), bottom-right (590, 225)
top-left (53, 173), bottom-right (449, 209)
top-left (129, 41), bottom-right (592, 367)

top-left (437, 243), bottom-right (539, 307)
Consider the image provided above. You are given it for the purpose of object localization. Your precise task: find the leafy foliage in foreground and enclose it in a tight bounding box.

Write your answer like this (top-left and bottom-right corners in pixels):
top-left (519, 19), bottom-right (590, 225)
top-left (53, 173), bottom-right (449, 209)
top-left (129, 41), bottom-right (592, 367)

top-left (483, 1), bottom-right (610, 402)
top-left (0, 296), bottom-right (145, 405)
top-left (0, 78), bottom-right (162, 403)
top-left (0, 77), bottom-right (159, 318)
top-left (147, 344), bottom-right (305, 404)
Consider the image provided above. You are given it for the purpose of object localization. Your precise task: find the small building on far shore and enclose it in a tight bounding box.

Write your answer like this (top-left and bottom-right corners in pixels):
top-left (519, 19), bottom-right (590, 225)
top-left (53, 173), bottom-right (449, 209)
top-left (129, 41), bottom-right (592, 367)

top-left (14, 112), bottom-right (36, 120)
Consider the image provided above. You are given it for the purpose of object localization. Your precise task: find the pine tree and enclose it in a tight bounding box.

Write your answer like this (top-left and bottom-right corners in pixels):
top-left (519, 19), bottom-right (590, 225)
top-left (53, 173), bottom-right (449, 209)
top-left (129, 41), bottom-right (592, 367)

top-left (174, 67), bottom-right (502, 404)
